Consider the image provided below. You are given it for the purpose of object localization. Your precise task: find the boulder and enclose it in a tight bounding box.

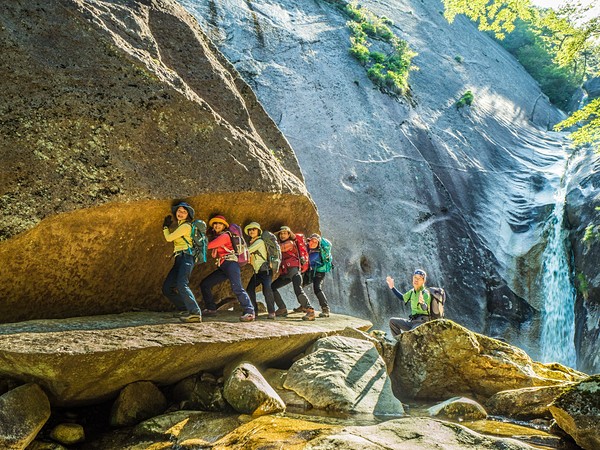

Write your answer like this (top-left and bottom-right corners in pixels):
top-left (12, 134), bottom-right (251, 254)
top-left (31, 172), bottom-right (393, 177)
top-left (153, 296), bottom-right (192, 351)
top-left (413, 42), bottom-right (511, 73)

top-left (392, 320), bottom-right (585, 401)
top-left (213, 415), bottom-right (534, 450)
top-left (24, 442), bottom-right (67, 450)
top-left (0, 0), bottom-right (318, 324)
top-left (172, 372), bottom-right (228, 411)
top-left (0, 383), bottom-right (50, 450)
top-left (284, 335), bottom-right (404, 415)
top-left (133, 411), bottom-right (242, 443)
top-left (223, 363), bottom-right (285, 416)
top-left (49, 423), bottom-right (85, 445)
top-left (427, 397), bottom-right (488, 421)
top-left (486, 385), bottom-right (572, 419)
top-left (549, 374), bottom-right (600, 450)
top-left (110, 381), bottom-right (167, 427)
top-left (0, 311), bottom-right (371, 406)
top-left (263, 368), bottom-right (311, 409)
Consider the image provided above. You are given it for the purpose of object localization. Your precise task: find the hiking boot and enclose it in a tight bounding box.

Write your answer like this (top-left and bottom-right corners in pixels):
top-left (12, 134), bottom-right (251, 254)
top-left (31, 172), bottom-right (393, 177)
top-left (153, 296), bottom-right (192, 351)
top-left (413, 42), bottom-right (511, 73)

top-left (275, 308), bottom-right (288, 317)
top-left (173, 311), bottom-right (189, 318)
top-left (180, 314), bottom-right (202, 323)
top-left (293, 306), bottom-right (307, 313)
top-left (319, 307), bottom-right (330, 318)
top-left (201, 309), bottom-right (218, 317)
top-left (302, 308), bottom-right (315, 321)
top-left (239, 313), bottom-right (255, 322)
top-left (267, 313), bottom-right (276, 320)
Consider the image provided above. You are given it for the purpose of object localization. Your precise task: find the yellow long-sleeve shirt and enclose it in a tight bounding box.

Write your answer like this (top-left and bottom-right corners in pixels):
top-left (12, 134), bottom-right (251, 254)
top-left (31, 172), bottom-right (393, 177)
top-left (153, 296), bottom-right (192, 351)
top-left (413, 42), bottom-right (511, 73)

top-left (163, 221), bottom-right (193, 253)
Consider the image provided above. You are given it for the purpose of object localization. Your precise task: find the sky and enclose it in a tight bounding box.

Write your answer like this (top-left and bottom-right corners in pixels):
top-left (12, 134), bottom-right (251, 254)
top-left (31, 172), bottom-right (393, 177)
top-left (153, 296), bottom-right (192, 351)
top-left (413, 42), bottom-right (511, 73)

top-left (530, 0), bottom-right (600, 20)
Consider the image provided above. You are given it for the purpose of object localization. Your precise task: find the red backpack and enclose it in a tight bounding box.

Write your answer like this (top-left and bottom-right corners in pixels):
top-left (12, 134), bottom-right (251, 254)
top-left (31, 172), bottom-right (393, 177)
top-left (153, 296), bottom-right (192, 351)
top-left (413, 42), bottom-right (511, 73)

top-left (294, 233), bottom-right (310, 273)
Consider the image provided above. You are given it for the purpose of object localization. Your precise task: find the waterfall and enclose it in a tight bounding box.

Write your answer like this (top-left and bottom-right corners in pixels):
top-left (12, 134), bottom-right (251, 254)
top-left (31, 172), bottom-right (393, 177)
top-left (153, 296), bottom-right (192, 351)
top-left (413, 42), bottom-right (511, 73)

top-left (540, 181), bottom-right (577, 368)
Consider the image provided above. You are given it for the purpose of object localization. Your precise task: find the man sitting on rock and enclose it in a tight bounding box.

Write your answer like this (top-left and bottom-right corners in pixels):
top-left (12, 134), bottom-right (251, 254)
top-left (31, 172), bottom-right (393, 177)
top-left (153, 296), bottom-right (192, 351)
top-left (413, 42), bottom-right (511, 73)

top-left (387, 269), bottom-right (431, 336)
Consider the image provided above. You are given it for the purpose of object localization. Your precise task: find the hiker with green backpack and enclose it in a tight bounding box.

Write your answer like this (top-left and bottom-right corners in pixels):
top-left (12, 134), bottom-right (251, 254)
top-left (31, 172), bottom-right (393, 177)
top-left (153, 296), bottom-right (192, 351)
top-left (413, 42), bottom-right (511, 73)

top-left (162, 202), bottom-right (203, 323)
top-left (307, 234), bottom-right (333, 318)
top-left (387, 269), bottom-right (431, 335)
top-left (244, 222), bottom-right (280, 320)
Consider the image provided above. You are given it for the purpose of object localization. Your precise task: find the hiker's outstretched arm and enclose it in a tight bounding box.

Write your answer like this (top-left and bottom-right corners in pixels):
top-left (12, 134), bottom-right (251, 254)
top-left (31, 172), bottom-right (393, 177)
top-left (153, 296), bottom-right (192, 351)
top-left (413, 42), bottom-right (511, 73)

top-left (163, 223), bottom-right (191, 242)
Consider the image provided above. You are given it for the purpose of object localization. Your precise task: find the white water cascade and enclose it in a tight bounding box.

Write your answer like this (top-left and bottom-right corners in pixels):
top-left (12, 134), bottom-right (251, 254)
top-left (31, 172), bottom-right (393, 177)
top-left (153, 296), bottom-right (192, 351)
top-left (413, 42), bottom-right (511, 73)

top-left (540, 180), bottom-right (577, 368)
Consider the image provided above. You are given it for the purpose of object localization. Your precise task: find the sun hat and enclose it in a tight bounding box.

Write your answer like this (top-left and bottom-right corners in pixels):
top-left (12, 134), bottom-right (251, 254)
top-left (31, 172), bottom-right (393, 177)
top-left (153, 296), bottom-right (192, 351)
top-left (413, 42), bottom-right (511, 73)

top-left (208, 215), bottom-right (229, 228)
top-left (244, 222), bottom-right (262, 235)
top-left (171, 202), bottom-right (195, 220)
top-left (275, 226), bottom-right (295, 239)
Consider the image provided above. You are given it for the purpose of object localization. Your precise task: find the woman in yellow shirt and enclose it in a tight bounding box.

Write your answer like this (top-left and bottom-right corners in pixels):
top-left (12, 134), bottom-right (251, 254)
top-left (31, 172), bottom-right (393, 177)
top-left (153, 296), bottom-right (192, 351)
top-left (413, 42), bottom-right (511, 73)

top-left (162, 202), bottom-right (202, 323)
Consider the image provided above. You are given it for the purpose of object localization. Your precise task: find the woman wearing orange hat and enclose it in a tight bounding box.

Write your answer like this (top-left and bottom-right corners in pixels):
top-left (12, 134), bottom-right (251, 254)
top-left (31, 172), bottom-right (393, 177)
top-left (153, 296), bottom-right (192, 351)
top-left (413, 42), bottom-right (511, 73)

top-left (199, 215), bottom-right (255, 322)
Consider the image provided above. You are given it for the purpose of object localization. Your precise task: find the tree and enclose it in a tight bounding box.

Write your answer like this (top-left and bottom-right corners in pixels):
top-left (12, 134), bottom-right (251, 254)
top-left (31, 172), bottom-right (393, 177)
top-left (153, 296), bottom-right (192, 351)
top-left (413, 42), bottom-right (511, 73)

top-left (442, 0), bottom-right (600, 149)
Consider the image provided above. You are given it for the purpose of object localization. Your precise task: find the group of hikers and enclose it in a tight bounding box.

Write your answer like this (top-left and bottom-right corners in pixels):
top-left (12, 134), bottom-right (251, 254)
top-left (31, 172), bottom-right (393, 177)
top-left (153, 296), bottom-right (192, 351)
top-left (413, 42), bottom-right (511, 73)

top-left (162, 202), bottom-right (333, 323)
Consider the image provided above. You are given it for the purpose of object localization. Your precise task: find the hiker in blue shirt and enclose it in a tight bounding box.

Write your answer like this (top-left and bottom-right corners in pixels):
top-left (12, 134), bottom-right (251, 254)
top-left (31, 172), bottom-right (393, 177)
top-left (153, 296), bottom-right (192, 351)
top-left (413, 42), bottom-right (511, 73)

top-left (307, 234), bottom-right (333, 318)
top-left (387, 269), bottom-right (431, 336)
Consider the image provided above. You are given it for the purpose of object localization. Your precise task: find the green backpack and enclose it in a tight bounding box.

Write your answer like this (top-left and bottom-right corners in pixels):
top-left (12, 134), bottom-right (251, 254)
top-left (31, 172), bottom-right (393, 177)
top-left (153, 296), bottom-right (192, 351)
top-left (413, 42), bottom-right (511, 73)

top-left (318, 238), bottom-right (333, 273)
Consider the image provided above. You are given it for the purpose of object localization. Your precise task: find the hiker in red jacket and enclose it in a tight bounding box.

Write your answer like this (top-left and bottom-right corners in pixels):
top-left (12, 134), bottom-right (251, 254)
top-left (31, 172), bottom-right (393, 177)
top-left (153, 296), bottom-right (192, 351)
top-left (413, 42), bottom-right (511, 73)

top-left (199, 215), bottom-right (255, 322)
top-left (271, 226), bottom-right (315, 321)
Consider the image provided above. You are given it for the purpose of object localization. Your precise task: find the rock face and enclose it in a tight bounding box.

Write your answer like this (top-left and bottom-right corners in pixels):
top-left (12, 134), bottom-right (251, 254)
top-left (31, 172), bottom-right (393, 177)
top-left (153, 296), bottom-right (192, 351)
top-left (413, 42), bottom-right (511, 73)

top-left (0, 384), bottom-right (51, 450)
top-left (109, 381), bottom-right (167, 427)
top-left (565, 146), bottom-right (600, 375)
top-left (0, 0), bottom-right (318, 323)
top-left (391, 320), bottom-right (585, 401)
top-left (549, 374), bottom-right (600, 450)
top-left (284, 335), bottom-right (404, 415)
top-left (0, 311), bottom-right (371, 406)
top-left (180, 0), bottom-right (583, 362)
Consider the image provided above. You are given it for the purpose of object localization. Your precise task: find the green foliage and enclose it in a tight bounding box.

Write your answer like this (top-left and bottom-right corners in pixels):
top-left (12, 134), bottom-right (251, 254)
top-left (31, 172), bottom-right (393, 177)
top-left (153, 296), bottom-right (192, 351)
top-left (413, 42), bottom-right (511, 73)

top-left (495, 19), bottom-right (581, 109)
top-left (456, 90), bottom-right (474, 108)
top-left (454, 55), bottom-right (463, 63)
top-left (576, 272), bottom-right (589, 299)
top-left (440, 0), bottom-right (600, 148)
top-left (555, 98), bottom-right (600, 147)
top-left (342, 1), bottom-right (417, 96)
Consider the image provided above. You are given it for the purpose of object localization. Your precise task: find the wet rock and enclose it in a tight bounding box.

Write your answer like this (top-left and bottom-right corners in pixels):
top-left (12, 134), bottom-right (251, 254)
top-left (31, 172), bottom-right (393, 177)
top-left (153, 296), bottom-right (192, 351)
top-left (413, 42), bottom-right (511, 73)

top-left (0, 383), bottom-right (50, 450)
top-left (392, 320), bottom-right (585, 401)
top-left (172, 373), bottom-right (228, 411)
top-left (284, 335), bottom-right (404, 415)
top-left (110, 381), bottom-right (167, 427)
top-left (262, 368), bottom-right (311, 409)
top-left (486, 384), bottom-right (571, 419)
top-left (427, 397), bottom-right (488, 421)
top-left (223, 363), bottom-right (285, 416)
top-left (133, 410), bottom-right (242, 443)
top-left (49, 423), bottom-right (85, 445)
top-left (549, 374), bottom-right (600, 450)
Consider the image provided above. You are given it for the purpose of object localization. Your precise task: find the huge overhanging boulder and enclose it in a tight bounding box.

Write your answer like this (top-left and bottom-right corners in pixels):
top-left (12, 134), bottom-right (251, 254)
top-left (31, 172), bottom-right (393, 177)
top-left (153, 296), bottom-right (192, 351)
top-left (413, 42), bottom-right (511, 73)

top-left (0, 0), bottom-right (318, 322)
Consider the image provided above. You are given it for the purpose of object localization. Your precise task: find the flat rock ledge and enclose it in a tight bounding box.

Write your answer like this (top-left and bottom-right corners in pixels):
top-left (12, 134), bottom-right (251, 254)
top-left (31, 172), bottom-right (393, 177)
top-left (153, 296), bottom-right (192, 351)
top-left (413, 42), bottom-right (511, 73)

top-left (0, 312), bottom-right (371, 406)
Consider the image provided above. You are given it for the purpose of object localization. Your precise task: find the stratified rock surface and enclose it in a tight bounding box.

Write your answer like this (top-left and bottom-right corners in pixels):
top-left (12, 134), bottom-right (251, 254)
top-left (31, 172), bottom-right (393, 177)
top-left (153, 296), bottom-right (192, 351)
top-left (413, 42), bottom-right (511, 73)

top-left (0, 0), bottom-right (318, 323)
top-left (0, 311), bottom-right (371, 406)
top-left (549, 374), bottom-right (600, 450)
top-left (486, 385), bottom-right (571, 419)
top-left (392, 320), bottom-right (585, 401)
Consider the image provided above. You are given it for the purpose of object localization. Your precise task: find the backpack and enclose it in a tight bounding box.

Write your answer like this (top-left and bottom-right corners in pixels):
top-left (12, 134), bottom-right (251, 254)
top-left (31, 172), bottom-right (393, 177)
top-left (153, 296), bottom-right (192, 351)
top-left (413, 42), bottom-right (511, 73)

top-left (181, 220), bottom-right (207, 264)
top-left (227, 224), bottom-right (249, 267)
top-left (428, 287), bottom-right (446, 319)
top-left (318, 237), bottom-right (333, 273)
top-left (261, 230), bottom-right (282, 274)
top-left (294, 233), bottom-right (310, 273)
